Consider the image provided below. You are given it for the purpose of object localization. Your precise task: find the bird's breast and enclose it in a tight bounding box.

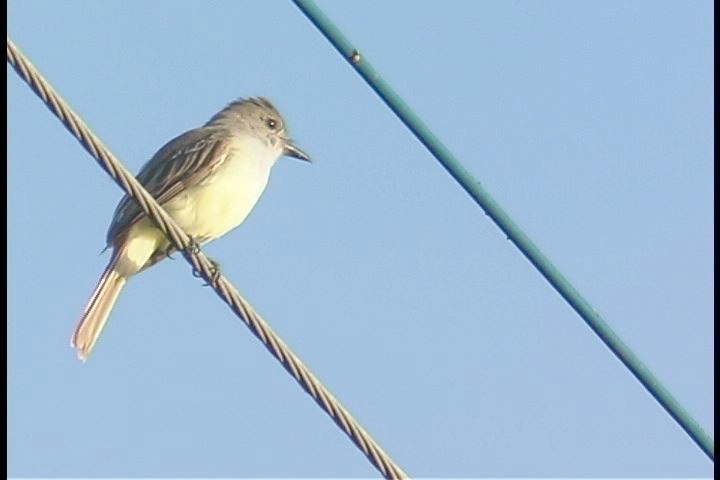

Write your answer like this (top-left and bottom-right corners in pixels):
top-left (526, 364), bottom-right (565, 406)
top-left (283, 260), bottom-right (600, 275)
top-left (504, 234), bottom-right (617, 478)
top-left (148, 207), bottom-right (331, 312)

top-left (163, 142), bottom-right (277, 242)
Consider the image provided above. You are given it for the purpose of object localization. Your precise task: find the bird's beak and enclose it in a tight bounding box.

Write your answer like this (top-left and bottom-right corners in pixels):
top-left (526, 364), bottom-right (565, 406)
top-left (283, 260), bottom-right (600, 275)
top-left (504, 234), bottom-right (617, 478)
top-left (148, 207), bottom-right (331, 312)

top-left (284, 142), bottom-right (311, 162)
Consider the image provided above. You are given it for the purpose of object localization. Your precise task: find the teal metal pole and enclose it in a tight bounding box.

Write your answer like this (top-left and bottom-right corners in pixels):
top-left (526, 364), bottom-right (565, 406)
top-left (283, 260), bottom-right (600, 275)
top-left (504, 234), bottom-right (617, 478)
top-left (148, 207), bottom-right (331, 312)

top-left (291, 0), bottom-right (714, 461)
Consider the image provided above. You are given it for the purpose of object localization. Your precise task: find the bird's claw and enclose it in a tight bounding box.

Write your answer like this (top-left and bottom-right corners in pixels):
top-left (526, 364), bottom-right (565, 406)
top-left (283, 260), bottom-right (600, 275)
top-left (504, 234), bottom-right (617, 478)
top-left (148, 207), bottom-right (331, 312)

top-left (163, 244), bottom-right (176, 260)
top-left (184, 238), bottom-right (202, 256)
top-left (192, 258), bottom-right (221, 286)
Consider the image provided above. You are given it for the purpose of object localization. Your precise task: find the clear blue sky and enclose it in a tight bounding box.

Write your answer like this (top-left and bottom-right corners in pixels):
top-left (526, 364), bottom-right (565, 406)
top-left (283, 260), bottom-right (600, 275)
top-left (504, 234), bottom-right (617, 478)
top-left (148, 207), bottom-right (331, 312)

top-left (8, 1), bottom-right (713, 477)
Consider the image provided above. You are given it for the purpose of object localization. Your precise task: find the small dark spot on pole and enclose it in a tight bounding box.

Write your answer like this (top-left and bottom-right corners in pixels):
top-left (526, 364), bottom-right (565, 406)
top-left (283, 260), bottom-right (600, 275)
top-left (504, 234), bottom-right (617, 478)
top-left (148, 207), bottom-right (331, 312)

top-left (349, 49), bottom-right (361, 65)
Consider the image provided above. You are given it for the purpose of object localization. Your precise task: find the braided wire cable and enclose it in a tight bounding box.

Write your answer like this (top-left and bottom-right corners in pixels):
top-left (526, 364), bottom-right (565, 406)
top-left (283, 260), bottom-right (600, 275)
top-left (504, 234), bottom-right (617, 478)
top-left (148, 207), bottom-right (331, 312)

top-left (7, 37), bottom-right (408, 480)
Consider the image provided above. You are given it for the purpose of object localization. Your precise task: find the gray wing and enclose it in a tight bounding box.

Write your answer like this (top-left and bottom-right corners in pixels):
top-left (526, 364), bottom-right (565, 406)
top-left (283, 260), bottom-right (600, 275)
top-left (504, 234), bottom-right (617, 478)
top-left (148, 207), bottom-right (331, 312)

top-left (106, 126), bottom-right (234, 245)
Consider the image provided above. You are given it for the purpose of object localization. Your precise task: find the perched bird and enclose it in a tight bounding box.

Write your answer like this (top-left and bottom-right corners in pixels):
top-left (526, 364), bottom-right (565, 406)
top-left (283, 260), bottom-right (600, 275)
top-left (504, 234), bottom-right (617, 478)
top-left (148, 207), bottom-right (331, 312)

top-left (72, 97), bottom-right (310, 361)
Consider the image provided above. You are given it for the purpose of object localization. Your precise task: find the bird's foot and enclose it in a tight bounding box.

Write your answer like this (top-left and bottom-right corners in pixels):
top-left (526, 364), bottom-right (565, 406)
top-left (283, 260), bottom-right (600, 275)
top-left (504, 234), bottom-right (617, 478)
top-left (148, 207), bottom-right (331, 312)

top-left (163, 244), bottom-right (176, 260)
top-left (192, 258), bottom-right (221, 286)
top-left (184, 237), bottom-right (202, 256)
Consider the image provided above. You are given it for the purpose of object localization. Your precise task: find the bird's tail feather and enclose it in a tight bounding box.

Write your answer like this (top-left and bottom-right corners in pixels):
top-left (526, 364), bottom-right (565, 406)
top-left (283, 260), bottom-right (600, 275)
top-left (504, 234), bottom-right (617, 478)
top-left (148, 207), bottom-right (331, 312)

top-left (71, 258), bottom-right (127, 361)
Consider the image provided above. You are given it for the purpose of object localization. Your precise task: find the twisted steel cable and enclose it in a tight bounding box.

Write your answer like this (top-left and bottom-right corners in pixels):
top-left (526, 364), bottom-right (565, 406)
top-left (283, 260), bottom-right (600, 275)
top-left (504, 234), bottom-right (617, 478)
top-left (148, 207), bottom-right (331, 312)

top-left (7, 37), bottom-right (408, 480)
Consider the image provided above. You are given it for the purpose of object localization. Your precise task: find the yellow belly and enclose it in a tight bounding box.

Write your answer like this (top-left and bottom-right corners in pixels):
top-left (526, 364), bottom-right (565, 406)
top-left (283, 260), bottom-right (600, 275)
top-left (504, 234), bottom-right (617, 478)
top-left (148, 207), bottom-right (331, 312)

top-left (114, 141), bottom-right (275, 277)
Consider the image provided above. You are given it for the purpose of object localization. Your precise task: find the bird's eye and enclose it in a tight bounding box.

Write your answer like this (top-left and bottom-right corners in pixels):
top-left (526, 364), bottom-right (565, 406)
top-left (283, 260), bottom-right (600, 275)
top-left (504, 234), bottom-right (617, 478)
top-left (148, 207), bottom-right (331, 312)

top-left (266, 118), bottom-right (278, 129)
